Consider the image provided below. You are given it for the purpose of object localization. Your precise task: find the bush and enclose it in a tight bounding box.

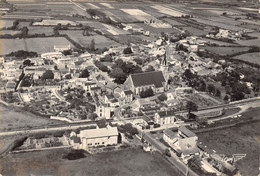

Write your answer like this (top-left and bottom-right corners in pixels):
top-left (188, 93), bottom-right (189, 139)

top-left (123, 47), bottom-right (133, 54)
top-left (158, 93), bottom-right (167, 101)
top-left (140, 88), bottom-right (154, 98)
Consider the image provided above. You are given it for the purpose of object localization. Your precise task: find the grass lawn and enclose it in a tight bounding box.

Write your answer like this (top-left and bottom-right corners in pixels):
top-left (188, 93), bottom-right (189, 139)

top-left (0, 148), bottom-right (180, 176)
top-left (0, 105), bottom-right (64, 132)
top-left (197, 108), bottom-right (260, 176)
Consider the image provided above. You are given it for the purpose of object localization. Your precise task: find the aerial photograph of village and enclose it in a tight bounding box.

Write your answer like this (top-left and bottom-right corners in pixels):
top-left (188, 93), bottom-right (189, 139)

top-left (0, 0), bottom-right (259, 175)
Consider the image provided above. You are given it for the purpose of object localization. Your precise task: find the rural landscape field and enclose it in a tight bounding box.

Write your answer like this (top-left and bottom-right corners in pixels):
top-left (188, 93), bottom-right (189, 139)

top-left (0, 0), bottom-right (259, 176)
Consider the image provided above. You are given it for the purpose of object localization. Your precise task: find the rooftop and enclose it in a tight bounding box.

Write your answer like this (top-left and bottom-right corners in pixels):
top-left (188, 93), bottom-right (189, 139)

top-left (157, 110), bottom-right (175, 118)
top-left (130, 71), bottom-right (166, 88)
top-left (124, 90), bottom-right (133, 95)
top-left (79, 125), bottom-right (118, 139)
top-left (179, 126), bottom-right (196, 138)
top-left (164, 129), bottom-right (177, 139)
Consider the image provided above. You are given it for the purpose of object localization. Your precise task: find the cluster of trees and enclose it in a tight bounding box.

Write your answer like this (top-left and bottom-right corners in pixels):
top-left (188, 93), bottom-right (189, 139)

top-left (94, 60), bottom-right (109, 72)
top-left (100, 54), bottom-right (113, 62)
top-left (109, 59), bottom-right (143, 84)
top-left (23, 59), bottom-right (34, 66)
top-left (157, 93), bottom-right (167, 101)
top-left (118, 123), bottom-right (138, 139)
top-left (79, 68), bottom-right (90, 78)
top-left (123, 47), bottom-right (133, 54)
top-left (41, 70), bottom-right (54, 80)
top-left (7, 50), bottom-right (38, 59)
top-left (140, 88), bottom-right (154, 98)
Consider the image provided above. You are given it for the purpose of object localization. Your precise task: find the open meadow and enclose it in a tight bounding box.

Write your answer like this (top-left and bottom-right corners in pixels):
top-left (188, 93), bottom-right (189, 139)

top-left (0, 37), bottom-right (73, 55)
top-left (197, 107), bottom-right (260, 176)
top-left (0, 105), bottom-right (64, 132)
top-left (59, 30), bottom-right (120, 48)
top-left (202, 46), bottom-right (250, 56)
top-left (232, 52), bottom-right (260, 65)
top-left (0, 148), bottom-right (180, 176)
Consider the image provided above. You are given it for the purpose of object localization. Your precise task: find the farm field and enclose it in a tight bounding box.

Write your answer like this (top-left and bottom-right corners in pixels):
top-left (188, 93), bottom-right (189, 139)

top-left (121, 9), bottom-right (160, 23)
top-left (163, 18), bottom-right (187, 26)
top-left (112, 34), bottom-right (156, 45)
top-left (102, 9), bottom-right (138, 22)
top-left (232, 52), bottom-right (260, 65)
top-left (59, 30), bottom-right (119, 49)
top-left (236, 38), bottom-right (260, 47)
top-left (0, 37), bottom-right (74, 55)
top-left (0, 105), bottom-right (64, 132)
top-left (202, 46), bottom-right (250, 56)
top-left (201, 37), bottom-right (238, 46)
top-left (33, 19), bottom-right (77, 26)
top-left (0, 148), bottom-right (180, 176)
top-left (151, 4), bottom-right (186, 17)
top-left (137, 23), bottom-right (179, 34)
top-left (0, 30), bottom-right (21, 35)
top-left (181, 26), bottom-right (209, 36)
top-left (27, 26), bottom-right (54, 36)
top-left (192, 18), bottom-right (252, 32)
top-left (0, 20), bottom-right (15, 29)
top-left (197, 108), bottom-right (260, 176)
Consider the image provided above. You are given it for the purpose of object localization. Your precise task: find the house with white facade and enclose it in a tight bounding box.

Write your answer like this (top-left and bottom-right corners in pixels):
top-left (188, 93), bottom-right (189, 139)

top-left (154, 110), bottom-right (176, 125)
top-left (120, 90), bottom-right (134, 103)
top-left (78, 125), bottom-right (118, 149)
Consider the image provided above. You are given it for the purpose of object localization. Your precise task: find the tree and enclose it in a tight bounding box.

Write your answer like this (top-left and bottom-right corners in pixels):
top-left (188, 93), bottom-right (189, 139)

top-left (23, 59), bottom-right (32, 66)
top-left (216, 89), bottom-right (221, 97)
top-left (186, 101), bottom-right (198, 114)
top-left (21, 27), bottom-right (28, 37)
top-left (89, 113), bottom-right (98, 121)
top-left (100, 54), bottom-right (112, 62)
top-left (145, 65), bottom-right (155, 72)
top-left (207, 84), bottom-right (216, 94)
top-left (79, 68), bottom-right (90, 78)
top-left (123, 47), bottom-right (133, 54)
top-left (62, 49), bottom-right (72, 56)
top-left (41, 70), bottom-right (54, 80)
top-left (90, 39), bottom-right (95, 51)
top-left (140, 88), bottom-right (154, 98)
top-left (97, 119), bottom-right (107, 128)
top-left (158, 93), bottom-right (167, 101)
top-left (53, 26), bottom-right (59, 36)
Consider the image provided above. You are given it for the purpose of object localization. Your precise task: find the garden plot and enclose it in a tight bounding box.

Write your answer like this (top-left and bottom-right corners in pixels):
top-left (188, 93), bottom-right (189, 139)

top-left (151, 5), bottom-right (186, 17)
top-left (33, 19), bottom-right (77, 26)
top-left (182, 26), bottom-right (209, 36)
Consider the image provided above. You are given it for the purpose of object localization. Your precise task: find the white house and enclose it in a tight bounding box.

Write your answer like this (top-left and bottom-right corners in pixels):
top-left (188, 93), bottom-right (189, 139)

top-left (154, 110), bottom-right (176, 125)
top-left (120, 90), bottom-right (134, 103)
top-left (79, 125), bottom-right (118, 149)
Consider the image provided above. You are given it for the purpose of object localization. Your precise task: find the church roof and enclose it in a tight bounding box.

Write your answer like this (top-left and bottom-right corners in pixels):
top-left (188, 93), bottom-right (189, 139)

top-left (130, 71), bottom-right (166, 88)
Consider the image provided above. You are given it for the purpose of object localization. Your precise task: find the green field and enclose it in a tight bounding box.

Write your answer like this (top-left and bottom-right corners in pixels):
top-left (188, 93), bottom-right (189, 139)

top-left (203, 46), bottom-right (250, 56)
top-left (232, 52), bottom-right (260, 65)
top-left (0, 105), bottom-right (64, 132)
top-left (197, 108), bottom-right (260, 176)
top-left (0, 37), bottom-right (74, 55)
top-left (0, 148), bottom-right (180, 176)
top-left (59, 30), bottom-right (120, 49)
top-left (0, 20), bottom-right (14, 29)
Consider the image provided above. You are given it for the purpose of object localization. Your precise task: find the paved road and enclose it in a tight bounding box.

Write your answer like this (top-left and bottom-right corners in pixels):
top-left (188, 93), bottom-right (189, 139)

top-left (143, 132), bottom-right (198, 176)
